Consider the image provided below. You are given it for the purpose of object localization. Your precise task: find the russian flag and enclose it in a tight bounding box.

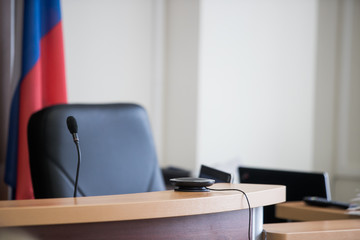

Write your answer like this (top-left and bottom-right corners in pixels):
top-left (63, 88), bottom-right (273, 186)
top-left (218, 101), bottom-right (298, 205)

top-left (5, 0), bottom-right (67, 199)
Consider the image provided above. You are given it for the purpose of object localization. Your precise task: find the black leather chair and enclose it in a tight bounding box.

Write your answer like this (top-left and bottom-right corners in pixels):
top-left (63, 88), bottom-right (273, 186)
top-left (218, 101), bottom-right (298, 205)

top-left (28, 103), bottom-right (165, 198)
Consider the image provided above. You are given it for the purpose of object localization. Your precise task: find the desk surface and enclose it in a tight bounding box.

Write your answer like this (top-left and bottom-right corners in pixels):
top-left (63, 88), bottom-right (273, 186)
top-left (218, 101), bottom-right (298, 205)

top-left (0, 183), bottom-right (285, 227)
top-left (276, 201), bottom-right (360, 221)
top-left (263, 219), bottom-right (360, 240)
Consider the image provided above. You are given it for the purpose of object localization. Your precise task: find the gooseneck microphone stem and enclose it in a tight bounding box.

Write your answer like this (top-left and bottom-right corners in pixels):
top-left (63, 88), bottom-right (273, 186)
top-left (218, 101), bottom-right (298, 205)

top-left (73, 140), bottom-right (81, 198)
top-left (66, 116), bottom-right (82, 198)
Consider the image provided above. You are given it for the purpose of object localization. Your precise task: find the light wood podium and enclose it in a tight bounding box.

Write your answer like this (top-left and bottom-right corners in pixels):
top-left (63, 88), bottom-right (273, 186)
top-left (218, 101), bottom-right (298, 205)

top-left (0, 183), bottom-right (285, 240)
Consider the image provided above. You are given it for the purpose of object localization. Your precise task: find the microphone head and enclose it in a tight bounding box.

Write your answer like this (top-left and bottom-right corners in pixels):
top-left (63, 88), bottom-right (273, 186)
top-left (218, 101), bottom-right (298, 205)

top-left (66, 116), bottom-right (78, 134)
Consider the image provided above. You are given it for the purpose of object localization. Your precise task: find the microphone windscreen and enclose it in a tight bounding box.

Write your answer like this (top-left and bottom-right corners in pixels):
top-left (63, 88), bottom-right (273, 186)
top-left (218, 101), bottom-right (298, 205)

top-left (66, 116), bottom-right (78, 134)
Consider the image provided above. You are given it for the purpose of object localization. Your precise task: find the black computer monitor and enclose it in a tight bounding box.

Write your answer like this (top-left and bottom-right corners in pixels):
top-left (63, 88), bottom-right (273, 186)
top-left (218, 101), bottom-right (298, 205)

top-left (238, 166), bottom-right (331, 223)
top-left (199, 165), bottom-right (232, 183)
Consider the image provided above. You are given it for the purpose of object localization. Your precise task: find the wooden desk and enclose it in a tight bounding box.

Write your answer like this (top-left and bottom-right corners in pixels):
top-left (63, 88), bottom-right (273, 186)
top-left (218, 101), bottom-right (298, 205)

top-left (0, 183), bottom-right (285, 240)
top-left (276, 201), bottom-right (360, 221)
top-left (263, 219), bottom-right (360, 240)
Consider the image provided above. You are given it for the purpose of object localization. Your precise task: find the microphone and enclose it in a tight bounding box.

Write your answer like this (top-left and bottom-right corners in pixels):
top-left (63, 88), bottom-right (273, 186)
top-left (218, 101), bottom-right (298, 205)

top-left (66, 116), bottom-right (81, 197)
top-left (66, 116), bottom-right (79, 142)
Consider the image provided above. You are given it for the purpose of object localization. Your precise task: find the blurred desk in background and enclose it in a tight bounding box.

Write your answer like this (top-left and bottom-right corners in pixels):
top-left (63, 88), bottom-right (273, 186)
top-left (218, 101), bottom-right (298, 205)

top-left (263, 219), bottom-right (360, 240)
top-left (276, 201), bottom-right (360, 221)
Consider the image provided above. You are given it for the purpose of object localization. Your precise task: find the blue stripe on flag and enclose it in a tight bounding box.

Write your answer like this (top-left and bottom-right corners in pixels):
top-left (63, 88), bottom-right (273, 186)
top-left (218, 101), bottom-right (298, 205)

top-left (21, 0), bottom-right (62, 78)
top-left (4, 86), bottom-right (20, 188)
top-left (40, 0), bottom-right (62, 37)
top-left (21, 0), bottom-right (40, 78)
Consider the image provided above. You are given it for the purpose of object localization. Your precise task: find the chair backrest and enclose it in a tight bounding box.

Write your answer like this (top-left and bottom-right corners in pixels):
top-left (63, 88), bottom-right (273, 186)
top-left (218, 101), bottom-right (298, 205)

top-left (28, 103), bottom-right (165, 198)
top-left (199, 165), bottom-right (232, 183)
top-left (239, 166), bottom-right (331, 223)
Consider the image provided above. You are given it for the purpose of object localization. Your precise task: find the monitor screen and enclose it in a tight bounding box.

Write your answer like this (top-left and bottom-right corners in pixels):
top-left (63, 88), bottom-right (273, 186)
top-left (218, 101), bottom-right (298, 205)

top-left (199, 165), bottom-right (232, 183)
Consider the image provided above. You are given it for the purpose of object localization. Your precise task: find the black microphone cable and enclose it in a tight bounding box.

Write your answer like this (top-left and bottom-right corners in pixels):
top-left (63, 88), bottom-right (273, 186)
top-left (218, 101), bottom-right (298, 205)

top-left (73, 139), bottom-right (81, 198)
top-left (66, 116), bottom-right (81, 198)
top-left (206, 187), bottom-right (251, 240)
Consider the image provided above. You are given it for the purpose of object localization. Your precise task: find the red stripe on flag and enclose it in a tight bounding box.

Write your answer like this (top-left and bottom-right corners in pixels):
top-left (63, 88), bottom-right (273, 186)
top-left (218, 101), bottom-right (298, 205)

top-left (16, 22), bottom-right (67, 199)
top-left (40, 22), bottom-right (67, 105)
top-left (16, 59), bottom-right (41, 199)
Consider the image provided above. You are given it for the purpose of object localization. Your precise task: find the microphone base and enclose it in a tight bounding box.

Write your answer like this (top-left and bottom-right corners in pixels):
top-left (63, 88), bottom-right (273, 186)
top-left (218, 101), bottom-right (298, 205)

top-left (174, 186), bottom-right (209, 192)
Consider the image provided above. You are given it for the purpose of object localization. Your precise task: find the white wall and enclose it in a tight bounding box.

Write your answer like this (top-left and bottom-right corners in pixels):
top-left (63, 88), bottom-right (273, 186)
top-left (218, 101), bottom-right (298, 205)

top-left (60, 0), bottom-right (360, 200)
top-left (61, 0), bottom-right (166, 164)
top-left (198, 0), bottom-right (317, 174)
top-left (63, 0), bottom-right (153, 105)
top-left (164, 0), bottom-right (200, 171)
top-left (62, 0), bottom-right (318, 173)
top-left (314, 0), bottom-right (360, 201)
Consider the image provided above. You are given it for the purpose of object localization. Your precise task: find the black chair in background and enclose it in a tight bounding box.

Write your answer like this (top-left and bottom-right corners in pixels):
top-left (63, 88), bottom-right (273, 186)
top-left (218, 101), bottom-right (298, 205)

top-left (162, 164), bottom-right (231, 190)
top-left (28, 103), bottom-right (165, 198)
top-left (239, 166), bottom-right (331, 223)
top-left (199, 165), bottom-right (232, 183)
top-left (162, 166), bottom-right (191, 189)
